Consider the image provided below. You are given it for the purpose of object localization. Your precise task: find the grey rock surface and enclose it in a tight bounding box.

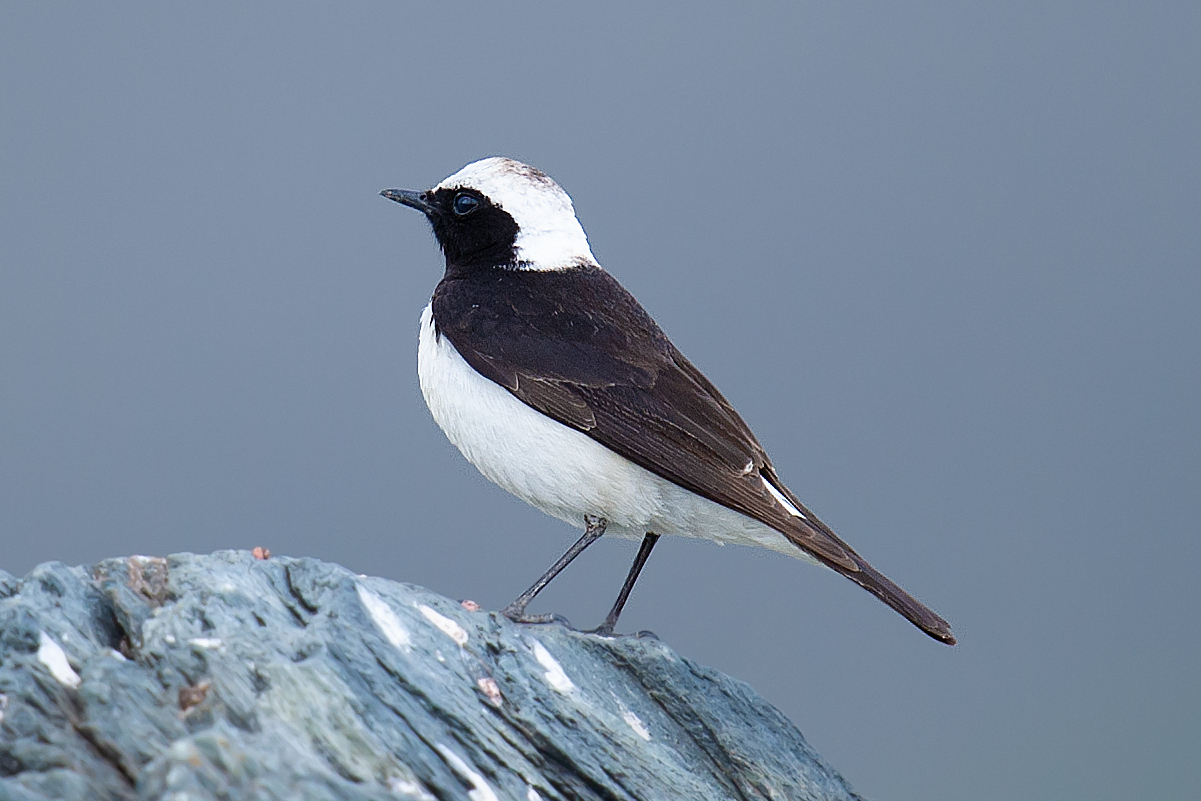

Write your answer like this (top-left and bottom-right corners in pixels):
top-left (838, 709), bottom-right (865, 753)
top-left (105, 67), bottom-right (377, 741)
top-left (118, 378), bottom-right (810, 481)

top-left (0, 551), bottom-right (861, 801)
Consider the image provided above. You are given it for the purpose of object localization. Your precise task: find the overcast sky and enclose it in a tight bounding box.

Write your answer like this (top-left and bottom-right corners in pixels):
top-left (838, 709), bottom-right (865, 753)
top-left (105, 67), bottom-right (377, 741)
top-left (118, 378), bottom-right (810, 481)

top-left (2, 4), bottom-right (1198, 800)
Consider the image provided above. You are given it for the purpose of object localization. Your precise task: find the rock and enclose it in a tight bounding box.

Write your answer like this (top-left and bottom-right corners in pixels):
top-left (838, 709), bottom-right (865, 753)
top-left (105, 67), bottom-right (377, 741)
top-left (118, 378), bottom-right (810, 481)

top-left (0, 551), bottom-right (861, 801)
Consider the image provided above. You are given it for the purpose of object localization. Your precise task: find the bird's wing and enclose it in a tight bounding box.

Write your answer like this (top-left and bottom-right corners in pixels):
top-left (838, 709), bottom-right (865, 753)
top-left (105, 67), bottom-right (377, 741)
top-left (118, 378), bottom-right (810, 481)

top-left (432, 267), bottom-right (954, 644)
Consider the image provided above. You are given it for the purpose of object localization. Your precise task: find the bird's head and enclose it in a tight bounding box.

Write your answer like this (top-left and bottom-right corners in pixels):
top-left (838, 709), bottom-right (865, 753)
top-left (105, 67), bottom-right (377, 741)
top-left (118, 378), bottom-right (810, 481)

top-left (382, 157), bottom-right (597, 272)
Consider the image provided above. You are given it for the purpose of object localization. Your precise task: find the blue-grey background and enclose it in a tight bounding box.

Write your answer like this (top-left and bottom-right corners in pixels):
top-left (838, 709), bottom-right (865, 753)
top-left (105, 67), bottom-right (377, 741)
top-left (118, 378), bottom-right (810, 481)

top-left (2, 4), bottom-right (1198, 799)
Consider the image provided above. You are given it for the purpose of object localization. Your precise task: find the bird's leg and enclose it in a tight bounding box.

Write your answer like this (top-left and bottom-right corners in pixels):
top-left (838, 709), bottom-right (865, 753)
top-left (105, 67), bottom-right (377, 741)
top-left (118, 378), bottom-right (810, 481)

top-left (588, 532), bottom-right (660, 636)
top-left (502, 515), bottom-right (608, 624)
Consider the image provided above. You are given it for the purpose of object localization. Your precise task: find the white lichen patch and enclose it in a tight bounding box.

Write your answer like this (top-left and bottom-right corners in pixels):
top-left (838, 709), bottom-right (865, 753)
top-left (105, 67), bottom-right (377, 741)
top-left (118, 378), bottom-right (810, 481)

top-left (0, 693), bottom-right (8, 724)
top-left (357, 583), bottom-right (411, 651)
top-left (419, 604), bottom-right (468, 646)
top-left (109, 649), bottom-right (127, 661)
top-left (37, 632), bottom-right (81, 689)
top-left (622, 710), bottom-right (652, 741)
top-left (532, 640), bottom-right (574, 693)
top-left (435, 744), bottom-right (499, 801)
top-left (476, 677), bottom-right (503, 706)
top-left (188, 637), bottom-right (224, 649)
top-left (388, 777), bottom-right (436, 800)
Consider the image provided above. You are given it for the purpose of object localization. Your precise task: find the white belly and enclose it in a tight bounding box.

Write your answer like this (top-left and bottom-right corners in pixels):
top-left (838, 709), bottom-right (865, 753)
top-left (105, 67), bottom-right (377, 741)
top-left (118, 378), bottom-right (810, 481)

top-left (416, 304), bottom-right (808, 559)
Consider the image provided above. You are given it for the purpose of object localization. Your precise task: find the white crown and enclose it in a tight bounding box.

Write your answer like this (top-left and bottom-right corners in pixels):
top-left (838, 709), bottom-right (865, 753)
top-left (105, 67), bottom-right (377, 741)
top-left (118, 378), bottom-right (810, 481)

top-left (437, 157), bottom-right (597, 270)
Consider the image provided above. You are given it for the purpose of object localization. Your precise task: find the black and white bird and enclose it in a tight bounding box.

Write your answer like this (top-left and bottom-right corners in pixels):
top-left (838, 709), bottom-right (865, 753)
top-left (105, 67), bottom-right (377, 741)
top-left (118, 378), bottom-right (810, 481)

top-left (381, 157), bottom-right (955, 644)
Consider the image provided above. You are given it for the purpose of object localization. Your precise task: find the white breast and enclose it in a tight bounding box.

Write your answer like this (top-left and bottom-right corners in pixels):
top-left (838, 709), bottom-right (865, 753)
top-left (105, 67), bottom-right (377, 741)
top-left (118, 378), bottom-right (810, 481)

top-left (416, 304), bottom-right (809, 560)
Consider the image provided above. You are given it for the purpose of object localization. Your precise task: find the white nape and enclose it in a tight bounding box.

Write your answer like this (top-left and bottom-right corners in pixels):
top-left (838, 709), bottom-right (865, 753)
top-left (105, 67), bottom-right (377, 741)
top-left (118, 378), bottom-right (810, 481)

top-left (436, 157), bottom-right (597, 271)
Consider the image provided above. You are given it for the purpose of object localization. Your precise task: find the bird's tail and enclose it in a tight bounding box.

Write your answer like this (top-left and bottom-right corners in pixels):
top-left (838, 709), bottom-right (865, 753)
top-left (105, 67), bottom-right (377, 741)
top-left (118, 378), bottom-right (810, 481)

top-left (835, 547), bottom-right (957, 645)
top-left (773, 480), bottom-right (957, 645)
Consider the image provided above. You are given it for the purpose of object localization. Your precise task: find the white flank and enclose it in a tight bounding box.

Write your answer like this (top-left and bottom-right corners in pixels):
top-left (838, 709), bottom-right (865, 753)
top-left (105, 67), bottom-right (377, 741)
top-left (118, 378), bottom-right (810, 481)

top-left (37, 632), bottom-right (81, 689)
top-left (418, 305), bottom-right (812, 562)
top-left (0, 693), bottom-right (8, 724)
top-left (357, 584), bottom-right (411, 651)
top-left (436, 157), bottom-right (596, 271)
top-left (435, 744), bottom-right (499, 801)
top-left (531, 640), bottom-right (575, 693)
top-left (622, 710), bottom-right (652, 741)
top-left (109, 649), bottom-right (127, 661)
top-left (419, 605), bottom-right (468, 646)
top-left (526, 787), bottom-right (544, 801)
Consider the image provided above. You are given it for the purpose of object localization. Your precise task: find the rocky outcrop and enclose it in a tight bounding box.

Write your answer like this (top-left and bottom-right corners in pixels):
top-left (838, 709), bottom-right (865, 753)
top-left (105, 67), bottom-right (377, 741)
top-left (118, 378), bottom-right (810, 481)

top-left (0, 551), bottom-right (860, 800)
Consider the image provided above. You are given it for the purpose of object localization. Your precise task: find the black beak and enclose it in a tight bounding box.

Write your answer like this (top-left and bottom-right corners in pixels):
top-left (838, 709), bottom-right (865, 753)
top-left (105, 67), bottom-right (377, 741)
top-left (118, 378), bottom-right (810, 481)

top-left (380, 188), bottom-right (435, 215)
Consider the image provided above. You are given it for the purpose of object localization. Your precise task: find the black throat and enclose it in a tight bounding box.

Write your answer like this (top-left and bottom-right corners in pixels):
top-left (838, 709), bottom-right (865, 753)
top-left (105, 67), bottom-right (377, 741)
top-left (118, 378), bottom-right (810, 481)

top-left (423, 187), bottom-right (521, 273)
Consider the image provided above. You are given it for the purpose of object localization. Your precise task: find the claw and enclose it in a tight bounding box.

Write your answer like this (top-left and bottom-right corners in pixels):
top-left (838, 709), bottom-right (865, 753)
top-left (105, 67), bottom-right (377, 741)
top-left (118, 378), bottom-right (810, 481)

top-left (501, 608), bottom-right (573, 628)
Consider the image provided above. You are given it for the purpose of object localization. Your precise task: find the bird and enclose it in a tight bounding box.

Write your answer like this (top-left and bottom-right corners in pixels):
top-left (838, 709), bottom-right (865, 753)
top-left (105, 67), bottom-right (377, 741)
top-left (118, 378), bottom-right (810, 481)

top-left (381, 157), bottom-right (955, 644)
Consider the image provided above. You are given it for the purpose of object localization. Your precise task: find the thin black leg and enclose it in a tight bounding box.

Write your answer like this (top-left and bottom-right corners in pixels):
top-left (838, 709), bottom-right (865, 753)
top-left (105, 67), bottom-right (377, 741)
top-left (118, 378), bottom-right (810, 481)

top-left (502, 516), bottom-right (608, 623)
top-left (588, 532), bottom-right (660, 636)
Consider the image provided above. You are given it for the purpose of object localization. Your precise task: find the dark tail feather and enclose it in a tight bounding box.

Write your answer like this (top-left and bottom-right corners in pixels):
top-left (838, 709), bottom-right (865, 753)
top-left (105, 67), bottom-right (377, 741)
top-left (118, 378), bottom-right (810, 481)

top-left (776, 485), bottom-right (956, 644)
top-left (836, 552), bottom-right (956, 645)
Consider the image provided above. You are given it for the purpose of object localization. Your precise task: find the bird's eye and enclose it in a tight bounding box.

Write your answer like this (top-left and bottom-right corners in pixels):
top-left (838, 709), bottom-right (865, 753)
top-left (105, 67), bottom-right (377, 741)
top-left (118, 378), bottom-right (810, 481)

top-left (453, 193), bottom-right (480, 216)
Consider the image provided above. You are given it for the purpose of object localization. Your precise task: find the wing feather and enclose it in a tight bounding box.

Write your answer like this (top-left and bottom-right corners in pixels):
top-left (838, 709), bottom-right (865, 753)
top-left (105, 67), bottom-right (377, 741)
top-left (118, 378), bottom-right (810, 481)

top-left (433, 267), bottom-right (954, 643)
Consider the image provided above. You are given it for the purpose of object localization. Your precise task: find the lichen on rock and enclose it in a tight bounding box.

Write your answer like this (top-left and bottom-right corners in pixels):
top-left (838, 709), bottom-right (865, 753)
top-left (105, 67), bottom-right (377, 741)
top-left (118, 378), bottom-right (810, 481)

top-left (0, 551), bottom-right (861, 800)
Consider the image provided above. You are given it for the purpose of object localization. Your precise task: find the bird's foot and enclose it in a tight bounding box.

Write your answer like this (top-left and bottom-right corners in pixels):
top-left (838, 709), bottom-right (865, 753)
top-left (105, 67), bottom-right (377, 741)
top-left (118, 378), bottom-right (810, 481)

top-left (501, 603), bottom-right (572, 627)
top-left (583, 625), bottom-right (659, 639)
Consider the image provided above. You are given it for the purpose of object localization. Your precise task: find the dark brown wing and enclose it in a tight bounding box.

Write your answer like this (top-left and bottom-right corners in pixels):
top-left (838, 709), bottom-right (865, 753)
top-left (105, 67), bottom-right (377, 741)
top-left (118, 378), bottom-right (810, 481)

top-left (432, 266), bottom-right (954, 644)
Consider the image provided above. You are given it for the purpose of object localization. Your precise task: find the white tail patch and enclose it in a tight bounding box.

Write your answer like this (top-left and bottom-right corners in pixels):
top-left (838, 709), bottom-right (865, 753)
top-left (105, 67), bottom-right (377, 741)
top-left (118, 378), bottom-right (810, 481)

top-left (762, 477), bottom-right (807, 520)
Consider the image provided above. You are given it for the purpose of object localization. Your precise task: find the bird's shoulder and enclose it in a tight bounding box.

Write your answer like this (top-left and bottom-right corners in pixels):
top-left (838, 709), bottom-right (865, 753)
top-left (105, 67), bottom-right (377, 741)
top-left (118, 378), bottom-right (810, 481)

top-left (431, 264), bottom-right (670, 389)
top-left (432, 264), bottom-right (761, 459)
